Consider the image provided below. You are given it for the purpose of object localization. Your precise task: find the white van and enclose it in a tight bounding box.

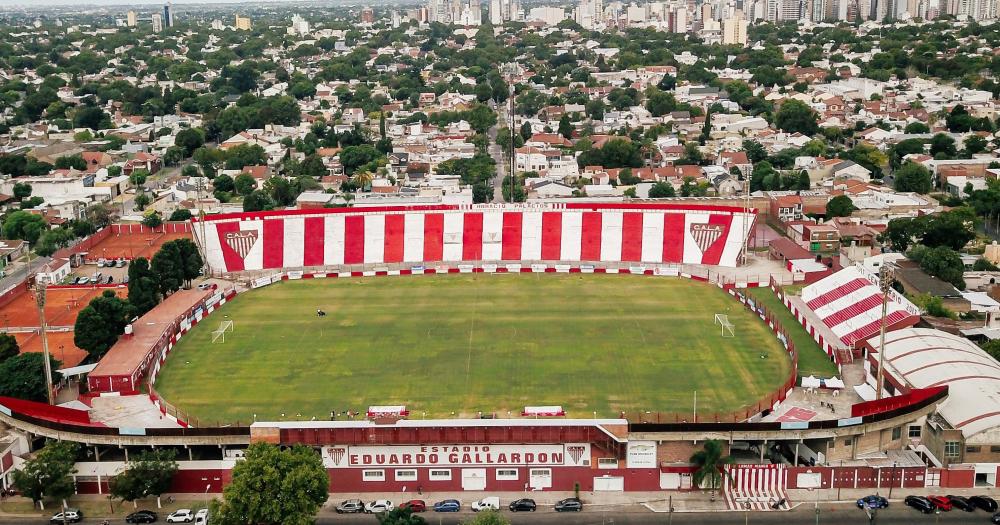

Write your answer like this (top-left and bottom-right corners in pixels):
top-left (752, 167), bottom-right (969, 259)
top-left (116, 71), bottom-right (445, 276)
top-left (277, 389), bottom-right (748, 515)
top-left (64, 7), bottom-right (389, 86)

top-left (194, 508), bottom-right (208, 525)
top-left (472, 497), bottom-right (500, 511)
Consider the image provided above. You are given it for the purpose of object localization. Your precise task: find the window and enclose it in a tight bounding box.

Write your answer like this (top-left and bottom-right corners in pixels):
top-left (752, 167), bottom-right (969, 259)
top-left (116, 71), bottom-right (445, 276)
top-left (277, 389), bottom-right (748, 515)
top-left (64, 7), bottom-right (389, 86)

top-left (530, 468), bottom-right (551, 478)
top-left (395, 469), bottom-right (417, 482)
top-left (944, 441), bottom-right (961, 458)
top-left (908, 425), bottom-right (922, 438)
top-left (990, 446), bottom-right (1000, 453)
top-left (363, 470), bottom-right (385, 482)
top-left (891, 427), bottom-right (901, 441)
top-left (966, 446), bottom-right (982, 453)
top-left (496, 469), bottom-right (518, 481)
top-left (598, 458), bottom-right (619, 469)
top-left (429, 469), bottom-right (451, 481)
top-left (844, 438), bottom-right (853, 447)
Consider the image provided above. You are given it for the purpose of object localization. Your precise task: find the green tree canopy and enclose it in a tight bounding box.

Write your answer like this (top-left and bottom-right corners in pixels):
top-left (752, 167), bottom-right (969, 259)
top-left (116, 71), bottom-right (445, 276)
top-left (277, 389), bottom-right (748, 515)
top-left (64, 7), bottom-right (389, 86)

top-left (127, 257), bottom-right (160, 317)
top-left (12, 440), bottom-right (78, 509)
top-left (774, 99), bottom-right (818, 135)
top-left (893, 161), bottom-right (932, 194)
top-left (825, 195), bottom-right (857, 218)
top-left (212, 443), bottom-right (328, 525)
top-left (2, 210), bottom-right (46, 245)
top-left (73, 290), bottom-right (130, 359)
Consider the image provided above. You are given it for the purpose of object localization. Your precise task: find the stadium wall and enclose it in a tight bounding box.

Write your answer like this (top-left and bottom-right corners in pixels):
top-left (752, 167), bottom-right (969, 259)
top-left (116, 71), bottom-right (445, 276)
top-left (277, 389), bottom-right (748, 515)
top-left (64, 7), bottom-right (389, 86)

top-left (192, 203), bottom-right (756, 273)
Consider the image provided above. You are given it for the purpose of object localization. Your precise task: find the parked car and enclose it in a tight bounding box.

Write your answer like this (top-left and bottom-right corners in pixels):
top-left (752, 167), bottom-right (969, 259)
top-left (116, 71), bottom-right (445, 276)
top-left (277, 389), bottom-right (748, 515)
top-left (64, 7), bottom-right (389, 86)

top-left (166, 509), bottom-right (195, 523)
top-left (197, 283), bottom-right (214, 290)
top-left (125, 510), bottom-right (158, 523)
top-left (335, 499), bottom-right (365, 513)
top-left (856, 495), bottom-right (889, 509)
top-left (118, 259), bottom-right (128, 268)
top-left (97, 258), bottom-right (106, 267)
top-left (433, 500), bottom-right (461, 512)
top-left (365, 500), bottom-right (394, 514)
top-left (972, 496), bottom-right (998, 512)
top-left (472, 497), bottom-right (500, 511)
top-left (509, 498), bottom-right (536, 512)
top-left (927, 496), bottom-right (952, 511)
top-left (904, 496), bottom-right (935, 514)
top-left (555, 498), bottom-right (583, 512)
top-left (106, 275), bottom-right (114, 284)
top-left (993, 511), bottom-right (1000, 524)
top-left (193, 509), bottom-right (208, 525)
top-left (400, 500), bottom-right (426, 512)
top-left (49, 509), bottom-right (82, 523)
top-left (946, 495), bottom-right (974, 511)
top-left (75, 276), bottom-right (88, 284)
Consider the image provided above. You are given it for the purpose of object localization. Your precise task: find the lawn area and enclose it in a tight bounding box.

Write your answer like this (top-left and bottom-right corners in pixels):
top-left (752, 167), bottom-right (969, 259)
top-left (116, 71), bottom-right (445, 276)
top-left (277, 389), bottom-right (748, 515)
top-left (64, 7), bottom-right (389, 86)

top-left (154, 274), bottom-right (792, 424)
top-left (745, 286), bottom-right (839, 378)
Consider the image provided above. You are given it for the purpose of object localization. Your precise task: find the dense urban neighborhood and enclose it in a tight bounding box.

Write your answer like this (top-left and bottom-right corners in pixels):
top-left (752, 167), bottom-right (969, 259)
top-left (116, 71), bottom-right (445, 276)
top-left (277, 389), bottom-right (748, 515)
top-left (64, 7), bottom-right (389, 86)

top-left (5, 1), bottom-right (1000, 524)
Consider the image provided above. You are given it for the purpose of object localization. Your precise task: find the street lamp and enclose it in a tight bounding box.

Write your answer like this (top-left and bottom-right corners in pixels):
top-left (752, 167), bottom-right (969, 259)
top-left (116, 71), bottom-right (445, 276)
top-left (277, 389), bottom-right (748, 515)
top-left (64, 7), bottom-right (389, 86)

top-left (32, 280), bottom-right (54, 405)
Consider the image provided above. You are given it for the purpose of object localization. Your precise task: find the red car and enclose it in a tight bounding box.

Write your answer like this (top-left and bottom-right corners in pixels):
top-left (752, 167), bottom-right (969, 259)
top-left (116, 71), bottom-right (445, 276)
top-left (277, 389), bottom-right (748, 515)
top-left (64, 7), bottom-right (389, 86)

top-left (400, 500), bottom-right (427, 512)
top-left (927, 496), bottom-right (953, 511)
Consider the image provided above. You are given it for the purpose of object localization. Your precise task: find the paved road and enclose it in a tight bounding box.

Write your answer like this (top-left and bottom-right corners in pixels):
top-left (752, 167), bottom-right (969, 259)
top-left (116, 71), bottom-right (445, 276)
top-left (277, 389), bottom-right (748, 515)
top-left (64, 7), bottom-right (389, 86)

top-left (3, 506), bottom-right (993, 525)
top-left (487, 104), bottom-right (509, 203)
top-left (315, 506), bottom-right (993, 524)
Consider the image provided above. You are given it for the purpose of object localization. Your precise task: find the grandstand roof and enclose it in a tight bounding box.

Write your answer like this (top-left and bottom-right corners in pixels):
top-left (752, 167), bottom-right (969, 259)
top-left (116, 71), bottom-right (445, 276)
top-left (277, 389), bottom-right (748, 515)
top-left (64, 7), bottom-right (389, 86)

top-left (867, 328), bottom-right (1000, 441)
top-left (800, 265), bottom-right (920, 347)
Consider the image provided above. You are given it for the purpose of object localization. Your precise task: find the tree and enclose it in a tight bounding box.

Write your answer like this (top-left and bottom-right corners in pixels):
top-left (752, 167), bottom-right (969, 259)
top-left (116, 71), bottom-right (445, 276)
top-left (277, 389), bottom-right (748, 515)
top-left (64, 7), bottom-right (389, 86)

top-left (826, 195), bottom-right (857, 218)
top-left (519, 121), bottom-right (533, 141)
top-left (167, 239), bottom-right (204, 287)
top-left (646, 90), bottom-right (677, 117)
top-left (54, 154), bottom-right (87, 171)
top-left (223, 144), bottom-right (267, 170)
top-left (73, 290), bottom-right (130, 359)
top-left (168, 209), bottom-right (192, 222)
top-left (212, 443), bottom-right (328, 525)
top-left (35, 227), bottom-right (74, 257)
top-left (742, 139), bottom-right (767, 163)
top-left (904, 122), bottom-right (930, 134)
top-left (12, 440), bottom-right (78, 510)
top-left (930, 133), bottom-right (957, 158)
top-left (112, 449), bottom-right (179, 509)
top-left (129, 169), bottom-right (149, 188)
top-left (13, 182), bottom-right (31, 200)
top-left (974, 258), bottom-right (1000, 271)
top-left (2, 211), bottom-right (47, 245)
top-left (0, 333), bottom-right (18, 363)
top-left (910, 245), bottom-right (966, 290)
top-left (243, 190), bottom-right (274, 212)
top-left (151, 241), bottom-right (185, 296)
top-left (0, 352), bottom-right (59, 402)
top-left (690, 439), bottom-right (734, 497)
top-left (127, 257), bottom-right (160, 317)
top-left (774, 100), bottom-right (819, 135)
top-left (133, 193), bottom-right (151, 211)
top-left (557, 115), bottom-right (573, 140)
top-left (377, 508), bottom-right (429, 525)
top-left (648, 181), bottom-right (675, 198)
top-left (213, 174), bottom-right (235, 193)
top-left (965, 134), bottom-right (989, 155)
top-left (142, 211), bottom-right (163, 229)
top-left (174, 128), bottom-right (205, 156)
top-left (894, 161), bottom-right (932, 194)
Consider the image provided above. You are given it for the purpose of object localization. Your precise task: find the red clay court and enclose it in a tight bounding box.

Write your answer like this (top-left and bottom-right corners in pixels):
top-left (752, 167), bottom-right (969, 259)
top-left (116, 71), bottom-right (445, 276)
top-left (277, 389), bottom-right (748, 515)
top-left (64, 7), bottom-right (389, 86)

top-left (87, 231), bottom-right (191, 262)
top-left (1, 285), bottom-right (128, 368)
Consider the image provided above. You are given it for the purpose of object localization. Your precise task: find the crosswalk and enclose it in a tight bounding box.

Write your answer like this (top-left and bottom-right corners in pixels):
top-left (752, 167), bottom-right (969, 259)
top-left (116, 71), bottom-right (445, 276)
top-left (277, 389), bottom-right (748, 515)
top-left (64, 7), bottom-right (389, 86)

top-left (723, 464), bottom-right (790, 511)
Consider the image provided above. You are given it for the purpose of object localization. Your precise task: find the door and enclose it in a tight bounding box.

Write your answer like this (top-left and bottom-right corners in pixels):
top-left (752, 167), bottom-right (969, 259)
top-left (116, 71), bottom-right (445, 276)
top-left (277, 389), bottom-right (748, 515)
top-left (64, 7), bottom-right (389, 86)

top-left (593, 476), bottom-right (624, 491)
top-left (462, 468), bottom-right (486, 491)
top-left (660, 472), bottom-right (681, 490)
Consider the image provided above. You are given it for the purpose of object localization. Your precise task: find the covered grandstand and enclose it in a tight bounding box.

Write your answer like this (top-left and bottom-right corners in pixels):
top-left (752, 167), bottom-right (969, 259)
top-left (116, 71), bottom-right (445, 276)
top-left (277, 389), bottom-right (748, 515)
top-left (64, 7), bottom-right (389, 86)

top-left (863, 328), bottom-right (1000, 473)
top-left (799, 265), bottom-right (920, 348)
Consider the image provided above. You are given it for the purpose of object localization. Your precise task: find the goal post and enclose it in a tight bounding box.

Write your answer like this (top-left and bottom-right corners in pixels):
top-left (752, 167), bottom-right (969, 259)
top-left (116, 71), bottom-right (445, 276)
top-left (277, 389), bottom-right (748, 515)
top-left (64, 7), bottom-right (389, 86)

top-left (211, 320), bottom-right (234, 343)
top-left (714, 314), bottom-right (735, 338)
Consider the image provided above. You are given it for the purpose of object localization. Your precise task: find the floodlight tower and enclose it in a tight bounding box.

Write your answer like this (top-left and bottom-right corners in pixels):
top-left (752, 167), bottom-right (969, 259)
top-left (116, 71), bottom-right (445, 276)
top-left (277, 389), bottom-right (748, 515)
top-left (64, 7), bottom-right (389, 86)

top-left (33, 280), bottom-right (55, 405)
top-left (875, 264), bottom-right (895, 400)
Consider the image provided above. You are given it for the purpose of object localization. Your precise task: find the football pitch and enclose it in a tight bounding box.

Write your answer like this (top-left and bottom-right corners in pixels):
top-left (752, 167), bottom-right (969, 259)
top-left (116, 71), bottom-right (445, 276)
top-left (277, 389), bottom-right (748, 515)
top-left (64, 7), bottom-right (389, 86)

top-left (153, 274), bottom-right (792, 424)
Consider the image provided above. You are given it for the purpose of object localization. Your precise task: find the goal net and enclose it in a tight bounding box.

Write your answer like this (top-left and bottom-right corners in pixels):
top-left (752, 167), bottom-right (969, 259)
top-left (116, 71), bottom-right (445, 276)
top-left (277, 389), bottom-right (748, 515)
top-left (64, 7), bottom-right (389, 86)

top-left (714, 314), bottom-right (735, 338)
top-left (211, 320), bottom-right (234, 343)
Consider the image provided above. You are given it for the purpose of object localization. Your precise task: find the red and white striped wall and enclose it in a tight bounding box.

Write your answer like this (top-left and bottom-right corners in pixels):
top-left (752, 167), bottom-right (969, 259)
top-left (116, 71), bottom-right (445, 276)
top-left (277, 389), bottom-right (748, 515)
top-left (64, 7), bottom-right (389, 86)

top-left (193, 203), bottom-right (757, 273)
top-left (724, 464), bottom-right (789, 511)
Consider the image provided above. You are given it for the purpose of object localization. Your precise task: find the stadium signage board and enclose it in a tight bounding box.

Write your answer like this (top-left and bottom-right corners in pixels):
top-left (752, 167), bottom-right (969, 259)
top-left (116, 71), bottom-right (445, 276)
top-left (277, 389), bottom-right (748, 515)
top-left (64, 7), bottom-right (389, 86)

top-left (324, 443), bottom-right (591, 468)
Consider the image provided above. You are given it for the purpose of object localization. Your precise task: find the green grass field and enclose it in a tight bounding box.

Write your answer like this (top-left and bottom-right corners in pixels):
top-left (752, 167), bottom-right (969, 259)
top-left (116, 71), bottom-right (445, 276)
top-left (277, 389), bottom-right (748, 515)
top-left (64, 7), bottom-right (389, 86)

top-left (744, 286), bottom-right (840, 379)
top-left (153, 275), bottom-right (792, 424)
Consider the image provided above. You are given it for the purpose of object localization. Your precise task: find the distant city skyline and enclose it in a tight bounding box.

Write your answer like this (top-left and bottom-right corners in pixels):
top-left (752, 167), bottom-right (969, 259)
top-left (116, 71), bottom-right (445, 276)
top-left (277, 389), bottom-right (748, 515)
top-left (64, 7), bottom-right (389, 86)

top-left (0, 0), bottom-right (368, 6)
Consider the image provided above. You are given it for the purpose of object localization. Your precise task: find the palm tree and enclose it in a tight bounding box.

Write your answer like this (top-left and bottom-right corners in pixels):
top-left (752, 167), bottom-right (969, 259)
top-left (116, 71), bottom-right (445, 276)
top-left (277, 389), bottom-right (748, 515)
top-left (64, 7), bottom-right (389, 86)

top-left (352, 170), bottom-right (374, 191)
top-left (690, 439), bottom-right (735, 501)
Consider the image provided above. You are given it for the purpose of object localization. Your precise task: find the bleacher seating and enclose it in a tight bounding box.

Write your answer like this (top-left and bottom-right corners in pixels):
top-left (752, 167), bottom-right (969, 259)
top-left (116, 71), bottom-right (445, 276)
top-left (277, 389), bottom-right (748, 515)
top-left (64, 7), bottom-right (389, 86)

top-left (801, 266), bottom-right (920, 347)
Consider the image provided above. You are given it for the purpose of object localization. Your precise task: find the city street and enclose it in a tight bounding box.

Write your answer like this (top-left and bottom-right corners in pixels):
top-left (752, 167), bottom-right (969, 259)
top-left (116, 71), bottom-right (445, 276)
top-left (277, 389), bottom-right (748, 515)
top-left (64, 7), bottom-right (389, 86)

top-left (1, 506), bottom-right (993, 525)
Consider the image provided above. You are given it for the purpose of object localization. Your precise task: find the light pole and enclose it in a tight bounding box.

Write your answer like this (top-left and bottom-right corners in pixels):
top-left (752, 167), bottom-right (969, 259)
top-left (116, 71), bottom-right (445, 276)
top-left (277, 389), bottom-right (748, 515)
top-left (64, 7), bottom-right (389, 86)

top-left (875, 264), bottom-right (894, 400)
top-left (887, 462), bottom-right (897, 500)
top-left (33, 280), bottom-right (54, 405)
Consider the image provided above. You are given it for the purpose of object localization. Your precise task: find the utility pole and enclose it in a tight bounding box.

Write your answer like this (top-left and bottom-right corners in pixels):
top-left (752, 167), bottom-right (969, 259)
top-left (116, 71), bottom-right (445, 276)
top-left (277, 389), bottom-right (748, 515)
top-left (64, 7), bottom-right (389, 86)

top-left (33, 280), bottom-right (54, 405)
top-left (875, 264), bottom-right (894, 400)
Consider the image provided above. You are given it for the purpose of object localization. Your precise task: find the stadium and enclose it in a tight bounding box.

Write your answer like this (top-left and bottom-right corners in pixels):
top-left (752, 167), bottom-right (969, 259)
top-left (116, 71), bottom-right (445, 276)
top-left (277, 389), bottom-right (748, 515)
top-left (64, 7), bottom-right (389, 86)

top-left (0, 202), bottom-right (977, 505)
